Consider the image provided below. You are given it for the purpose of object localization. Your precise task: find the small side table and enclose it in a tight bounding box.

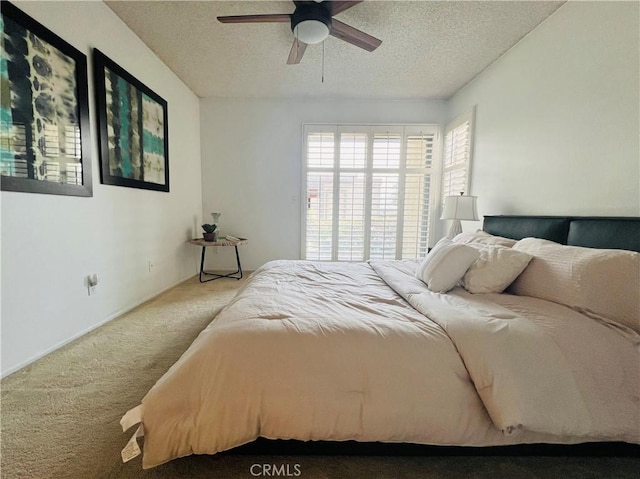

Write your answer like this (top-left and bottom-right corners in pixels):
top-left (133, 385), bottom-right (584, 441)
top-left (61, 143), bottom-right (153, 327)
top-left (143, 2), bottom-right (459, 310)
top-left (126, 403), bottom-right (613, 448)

top-left (189, 238), bottom-right (248, 282)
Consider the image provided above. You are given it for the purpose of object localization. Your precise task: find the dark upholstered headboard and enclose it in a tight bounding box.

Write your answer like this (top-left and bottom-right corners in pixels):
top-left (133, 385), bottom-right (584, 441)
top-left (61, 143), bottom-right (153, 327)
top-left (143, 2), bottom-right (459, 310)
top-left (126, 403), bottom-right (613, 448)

top-left (483, 216), bottom-right (640, 252)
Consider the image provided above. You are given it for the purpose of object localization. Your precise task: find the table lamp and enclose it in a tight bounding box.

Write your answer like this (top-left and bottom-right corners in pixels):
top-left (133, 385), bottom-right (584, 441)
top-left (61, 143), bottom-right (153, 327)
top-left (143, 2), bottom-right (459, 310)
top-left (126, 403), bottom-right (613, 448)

top-left (441, 193), bottom-right (478, 239)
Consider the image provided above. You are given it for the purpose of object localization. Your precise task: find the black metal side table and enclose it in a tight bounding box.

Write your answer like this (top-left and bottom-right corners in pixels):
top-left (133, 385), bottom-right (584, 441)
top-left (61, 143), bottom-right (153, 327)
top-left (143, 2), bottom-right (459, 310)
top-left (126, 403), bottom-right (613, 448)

top-left (189, 238), bottom-right (248, 282)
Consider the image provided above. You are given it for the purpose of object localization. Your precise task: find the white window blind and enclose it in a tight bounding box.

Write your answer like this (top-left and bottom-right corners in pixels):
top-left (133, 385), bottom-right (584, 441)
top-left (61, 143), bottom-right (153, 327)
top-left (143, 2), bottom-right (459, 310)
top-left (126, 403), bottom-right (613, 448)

top-left (442, 109), bottom-right (475, 198)
top-left (303, 125), bottom-right (438, 261)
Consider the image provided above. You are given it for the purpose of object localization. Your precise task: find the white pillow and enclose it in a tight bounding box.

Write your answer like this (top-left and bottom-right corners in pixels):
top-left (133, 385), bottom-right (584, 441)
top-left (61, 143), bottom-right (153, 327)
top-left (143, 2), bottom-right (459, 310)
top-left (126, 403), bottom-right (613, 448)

top-left (511, 238), bottom-right (640, 333)
top-left (416, 238), bottom-right (480, 293)
top-left (453, 230), bottom-right (517, 248)
top-left (460, 244), bottom-right (533, 294)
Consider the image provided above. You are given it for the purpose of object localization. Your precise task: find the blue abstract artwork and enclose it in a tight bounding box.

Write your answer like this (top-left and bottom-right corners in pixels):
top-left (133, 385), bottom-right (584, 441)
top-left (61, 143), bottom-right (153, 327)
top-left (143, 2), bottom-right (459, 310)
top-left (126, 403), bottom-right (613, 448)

top-left (94, 49), bottom-right (169, 192)
top-left (0, 2), bottom-right (91, 196)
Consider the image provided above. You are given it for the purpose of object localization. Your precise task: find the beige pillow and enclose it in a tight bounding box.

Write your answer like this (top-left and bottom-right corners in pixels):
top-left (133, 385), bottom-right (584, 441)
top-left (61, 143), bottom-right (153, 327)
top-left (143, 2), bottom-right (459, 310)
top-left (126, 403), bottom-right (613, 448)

top-left (461, 244), bottom-right (533, 294)
top-left (453, 230), bottom-right (517, 248)
top-left (416, 239), bottom-right (480, 293)
top-left (511, 238), bottom-right (640, 333)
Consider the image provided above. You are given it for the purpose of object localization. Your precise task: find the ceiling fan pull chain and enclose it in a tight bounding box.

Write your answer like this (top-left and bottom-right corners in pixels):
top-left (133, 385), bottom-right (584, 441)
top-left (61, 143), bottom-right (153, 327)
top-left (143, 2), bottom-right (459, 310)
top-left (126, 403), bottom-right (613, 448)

top-left (321, 42), bottom-right (324, 83)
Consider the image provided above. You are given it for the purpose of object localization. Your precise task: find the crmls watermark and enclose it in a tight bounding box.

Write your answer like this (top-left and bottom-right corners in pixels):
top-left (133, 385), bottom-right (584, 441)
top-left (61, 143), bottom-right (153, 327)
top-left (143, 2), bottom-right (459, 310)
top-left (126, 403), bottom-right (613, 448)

top-left (250, 463), bottom-right (302, 477)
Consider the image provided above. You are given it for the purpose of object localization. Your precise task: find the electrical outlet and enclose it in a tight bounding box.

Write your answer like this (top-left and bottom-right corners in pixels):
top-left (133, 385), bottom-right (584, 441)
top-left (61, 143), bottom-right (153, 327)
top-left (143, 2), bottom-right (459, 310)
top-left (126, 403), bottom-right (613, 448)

top-left (87, 273), bottom-right (99, 296)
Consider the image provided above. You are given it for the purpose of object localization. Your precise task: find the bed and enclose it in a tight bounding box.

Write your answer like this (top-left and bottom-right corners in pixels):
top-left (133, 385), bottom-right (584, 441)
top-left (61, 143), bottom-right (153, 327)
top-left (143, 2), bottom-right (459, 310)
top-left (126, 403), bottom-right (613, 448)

top-left (120, 215), bottom-right (640, 468)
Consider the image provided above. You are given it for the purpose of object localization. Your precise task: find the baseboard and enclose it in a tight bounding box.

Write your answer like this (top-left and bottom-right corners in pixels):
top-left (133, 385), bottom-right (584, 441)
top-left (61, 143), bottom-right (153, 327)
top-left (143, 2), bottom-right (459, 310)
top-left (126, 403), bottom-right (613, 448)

top-left (1, 273), bottom-right (197, 379)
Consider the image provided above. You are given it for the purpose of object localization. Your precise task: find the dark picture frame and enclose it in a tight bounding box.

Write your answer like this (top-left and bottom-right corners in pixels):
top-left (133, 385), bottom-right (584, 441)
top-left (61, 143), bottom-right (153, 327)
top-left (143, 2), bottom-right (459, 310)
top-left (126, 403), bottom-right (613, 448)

top-left (0, 1), bottom-right (92, 197)
top-left (93, 49), bottom-right (169, 192)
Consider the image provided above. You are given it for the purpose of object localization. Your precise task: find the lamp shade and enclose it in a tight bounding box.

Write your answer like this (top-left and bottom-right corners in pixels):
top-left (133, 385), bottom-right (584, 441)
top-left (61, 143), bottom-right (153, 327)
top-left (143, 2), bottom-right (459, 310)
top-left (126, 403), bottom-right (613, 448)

top-left (440, 195), bottom-right (479, 221)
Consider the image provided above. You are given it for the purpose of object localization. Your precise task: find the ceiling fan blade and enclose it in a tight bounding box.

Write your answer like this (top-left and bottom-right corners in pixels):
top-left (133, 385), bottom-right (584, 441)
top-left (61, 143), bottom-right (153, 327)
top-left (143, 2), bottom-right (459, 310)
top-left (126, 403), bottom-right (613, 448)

top-left (287, 39), bottom-right (308, 64)
top-left (329, 19), bottom-right (381, 52)
top-left (328, 1), bottom-right (363, 16)
top-left (217, 14), bottom-right (291, 24)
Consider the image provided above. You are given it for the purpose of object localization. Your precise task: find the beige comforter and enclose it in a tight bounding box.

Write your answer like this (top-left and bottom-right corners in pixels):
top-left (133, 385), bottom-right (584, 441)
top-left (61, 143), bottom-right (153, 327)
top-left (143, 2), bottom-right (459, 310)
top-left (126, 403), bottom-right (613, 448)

top-left (123, 260), bottom-right (640, 468)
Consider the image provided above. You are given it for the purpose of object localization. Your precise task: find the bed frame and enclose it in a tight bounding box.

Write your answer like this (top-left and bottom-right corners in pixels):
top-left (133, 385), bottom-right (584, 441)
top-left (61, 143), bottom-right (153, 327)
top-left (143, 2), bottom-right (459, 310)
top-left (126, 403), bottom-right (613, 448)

top-left (483, 215), bottom-right (640, 252)
top-left (232, 215), bottom-right (640, 457)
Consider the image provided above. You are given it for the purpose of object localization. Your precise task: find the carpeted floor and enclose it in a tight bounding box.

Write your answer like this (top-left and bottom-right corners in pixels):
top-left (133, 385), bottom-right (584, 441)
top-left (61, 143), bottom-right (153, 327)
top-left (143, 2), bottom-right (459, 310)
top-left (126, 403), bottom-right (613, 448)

top-left (1, 275), bottom-right (638, 479)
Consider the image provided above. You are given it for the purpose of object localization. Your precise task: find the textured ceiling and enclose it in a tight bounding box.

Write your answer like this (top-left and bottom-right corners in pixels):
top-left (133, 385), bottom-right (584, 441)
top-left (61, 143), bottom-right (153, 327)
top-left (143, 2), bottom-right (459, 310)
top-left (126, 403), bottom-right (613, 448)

top-left (105, 0), bottom-right (565, 99)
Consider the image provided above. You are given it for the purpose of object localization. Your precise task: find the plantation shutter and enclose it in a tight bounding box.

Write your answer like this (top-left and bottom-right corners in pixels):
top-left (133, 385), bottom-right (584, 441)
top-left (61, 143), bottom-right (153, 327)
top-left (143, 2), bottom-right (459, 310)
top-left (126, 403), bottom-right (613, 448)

top-left (369, 129), bottom-right (402, 260)
top-left (442, 109), bottom-right (475, 198)
top-left (305, 129), bottom-right (335, 261)
top-left (337, 131), bottom-right (368, 261)
top-left (303, 125), bottom-right (438, 261)
top-left (401, 129), bottom-right (435, 259)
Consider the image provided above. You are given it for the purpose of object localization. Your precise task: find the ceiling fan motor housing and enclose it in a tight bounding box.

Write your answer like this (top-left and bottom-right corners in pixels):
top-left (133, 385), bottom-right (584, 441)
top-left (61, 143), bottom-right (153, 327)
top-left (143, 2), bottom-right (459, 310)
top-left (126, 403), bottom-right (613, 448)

top-left (291, 3), bottom-right (332, 44)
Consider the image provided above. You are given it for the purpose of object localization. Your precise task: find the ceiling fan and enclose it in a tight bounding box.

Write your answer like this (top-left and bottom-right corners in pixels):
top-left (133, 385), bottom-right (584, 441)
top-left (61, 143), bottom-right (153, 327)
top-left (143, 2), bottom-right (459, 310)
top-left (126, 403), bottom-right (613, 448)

top-left (217, 1), bottom-right (382, 65)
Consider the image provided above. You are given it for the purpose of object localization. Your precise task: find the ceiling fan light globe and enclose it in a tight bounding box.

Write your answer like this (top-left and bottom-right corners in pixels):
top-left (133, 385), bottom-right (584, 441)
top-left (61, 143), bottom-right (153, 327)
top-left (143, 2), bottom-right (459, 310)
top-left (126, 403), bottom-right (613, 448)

top-left (295, 20), bottom-right (330, 44)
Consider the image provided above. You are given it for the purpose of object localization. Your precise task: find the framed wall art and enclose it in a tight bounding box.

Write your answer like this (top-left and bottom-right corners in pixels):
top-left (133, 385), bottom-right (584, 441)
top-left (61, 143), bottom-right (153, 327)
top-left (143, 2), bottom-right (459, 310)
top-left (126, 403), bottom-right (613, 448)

top-left (93, 49), bottom-right (169, 192)
top-left (0, 1), bottom-right (92, 196)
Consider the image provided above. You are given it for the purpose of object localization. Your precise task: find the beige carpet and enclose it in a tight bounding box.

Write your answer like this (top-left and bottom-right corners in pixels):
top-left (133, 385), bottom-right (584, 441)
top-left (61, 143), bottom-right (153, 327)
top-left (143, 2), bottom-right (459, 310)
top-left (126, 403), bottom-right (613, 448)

top-left (1, 275), bottom-right (638, 479)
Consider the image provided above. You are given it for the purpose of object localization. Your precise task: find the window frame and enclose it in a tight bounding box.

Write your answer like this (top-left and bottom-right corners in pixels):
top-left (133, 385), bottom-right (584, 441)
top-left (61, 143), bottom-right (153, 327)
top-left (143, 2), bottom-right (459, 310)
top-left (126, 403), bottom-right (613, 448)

top-left (301, 123), bottom-right (441, 261)
top-left (441, 107), bottom-right (476, 203)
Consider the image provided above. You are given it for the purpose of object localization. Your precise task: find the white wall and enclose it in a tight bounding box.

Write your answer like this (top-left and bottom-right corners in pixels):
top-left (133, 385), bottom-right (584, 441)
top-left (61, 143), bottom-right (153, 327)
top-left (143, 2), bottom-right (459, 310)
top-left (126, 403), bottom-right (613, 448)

top-left (200, 98), bottom-right (447, 270)
top-left (1, 1), bottom-right (202, 376)
top-left (449, 0), bottom-right (640, 228)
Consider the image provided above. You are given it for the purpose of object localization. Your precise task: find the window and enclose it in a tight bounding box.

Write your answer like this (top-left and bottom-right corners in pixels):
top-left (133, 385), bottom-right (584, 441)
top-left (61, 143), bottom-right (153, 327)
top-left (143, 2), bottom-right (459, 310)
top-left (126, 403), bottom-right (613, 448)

top-left (442, 109), bottom-right (475, 199)
top-left (303, 124), bottom-right (438, 261)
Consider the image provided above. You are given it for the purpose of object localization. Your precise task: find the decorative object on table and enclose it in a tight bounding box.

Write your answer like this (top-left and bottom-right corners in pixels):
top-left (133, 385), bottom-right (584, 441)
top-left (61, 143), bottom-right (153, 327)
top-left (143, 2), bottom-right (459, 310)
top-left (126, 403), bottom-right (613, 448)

top-left (201, 223), bottom-right (218, 242)
top-left (93, 49), bottom-right (169, 192)
top-left (0, 1), bottom-right (92, 196)
top-left (441, 192), bottom-right (478, 239)
top-left (210, 212), bottom-right (221, 233)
